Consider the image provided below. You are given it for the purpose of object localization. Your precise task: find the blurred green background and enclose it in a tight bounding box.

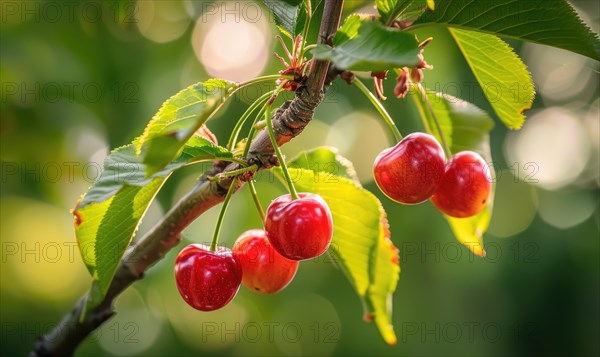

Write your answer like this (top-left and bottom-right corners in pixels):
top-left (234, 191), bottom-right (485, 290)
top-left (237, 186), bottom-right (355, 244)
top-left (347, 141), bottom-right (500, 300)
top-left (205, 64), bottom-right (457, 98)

top-left (1, 1), bottom-right (598, 356)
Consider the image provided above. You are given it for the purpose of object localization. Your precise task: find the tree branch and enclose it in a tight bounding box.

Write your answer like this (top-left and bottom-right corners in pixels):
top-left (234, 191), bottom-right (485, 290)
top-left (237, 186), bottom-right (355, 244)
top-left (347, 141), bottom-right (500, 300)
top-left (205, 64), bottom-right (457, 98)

top-left (31, 1), bottom-right (344, 356)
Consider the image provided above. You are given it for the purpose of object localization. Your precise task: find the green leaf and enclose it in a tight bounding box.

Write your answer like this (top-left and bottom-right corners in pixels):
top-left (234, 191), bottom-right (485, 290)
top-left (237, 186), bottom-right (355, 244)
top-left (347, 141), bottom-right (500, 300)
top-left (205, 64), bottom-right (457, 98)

top-left (449, 29), bottom-right (534, 129)
top-left (411, 90), bottom-right (494, 257)
top-left (75, 136), bottom-right (232, 308)
top-left (264, 0), bottom-right (304, 38)
top-left (282, 148), bottom-right (399, 345)
top-left (313, 20), bottom-right (420, 71)
top-left (376, 0), bottom-right (429, 25)
top-left (412, 0), bottom-right (600, 61)
top-left (133, 79), bottom-right (236, 176)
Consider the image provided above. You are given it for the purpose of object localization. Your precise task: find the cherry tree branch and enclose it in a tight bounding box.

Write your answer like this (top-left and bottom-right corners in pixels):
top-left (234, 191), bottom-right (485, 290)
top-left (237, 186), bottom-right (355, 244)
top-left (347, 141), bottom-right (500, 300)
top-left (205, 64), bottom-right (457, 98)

top-left (31, 1), bottom-right (344, 356)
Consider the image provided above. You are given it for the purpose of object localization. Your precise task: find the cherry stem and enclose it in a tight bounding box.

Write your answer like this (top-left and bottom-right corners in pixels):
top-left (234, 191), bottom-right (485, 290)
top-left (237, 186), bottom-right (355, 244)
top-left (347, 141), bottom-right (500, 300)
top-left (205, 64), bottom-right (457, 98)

top-left (209, 156), bottom-right (249, 167)
top-left (299, 0), bottom-right (312, 57)
top-left (247, 181), bottom-right (265, 222)
top-left (252, 119), bottom-right (267, 130)
top-left (242, 80), bottom-right (288, 157)
top-left (305, 0), bottom-right (312, 18)
top-left (209, 177), bottom-right (238, 252)
top-left (242, 106), bottom-right (267, 157)
top-left (414, 83), bottom-right (452, 158)
top-left (195, 75), bottom-right (289, 145)
top-left (354, 78), bottom-right (403, 142)
top-left (303, 44), bottom-right (317, 52)
top-left (227, 91), bottom-right (274, 150)
top-left (238, 74), bottom-right (293, 88)
top-left (265, 101), bottom-right (300, 200)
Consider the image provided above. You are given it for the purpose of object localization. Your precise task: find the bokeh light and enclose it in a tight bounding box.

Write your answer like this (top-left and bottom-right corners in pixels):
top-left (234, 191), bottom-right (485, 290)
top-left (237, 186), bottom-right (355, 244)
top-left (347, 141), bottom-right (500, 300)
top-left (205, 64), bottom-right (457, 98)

top-left (136, 0), bottom-right (191, 43)
top-left (504, 107), bottom-right (591, 190)
top-left (522, 43), bottom-right (598, 104)
top-left (536, 188), bottom-right (597, 229)
top-left (96, 288), bottom-right (163, 356)
top-left (270, 293), bottom-right (341, 356)
top-left (0, 197), bottom-right (89, 303)
top-left (191, 5), bottom-right (271, 82)
top-left (488, 173), bottom-right (537, 238)
top-left (325, 111), bottom-right (390, 184)
top-left (167, 298), bottom-right (249, 351)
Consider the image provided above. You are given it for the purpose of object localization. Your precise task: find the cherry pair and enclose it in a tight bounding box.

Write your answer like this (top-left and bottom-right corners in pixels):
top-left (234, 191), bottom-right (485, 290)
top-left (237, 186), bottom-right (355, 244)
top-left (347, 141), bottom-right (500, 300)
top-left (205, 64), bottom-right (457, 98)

top-left (174, 192), bottom-right (333, 311)
top-left (373, 132), bottom-right (491, 218)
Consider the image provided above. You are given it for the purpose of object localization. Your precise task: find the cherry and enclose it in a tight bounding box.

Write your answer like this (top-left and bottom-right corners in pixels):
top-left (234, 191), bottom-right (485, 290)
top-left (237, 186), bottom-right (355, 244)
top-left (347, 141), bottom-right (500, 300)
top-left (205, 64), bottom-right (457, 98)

top-left (232, 229), bottom-right (299, 294)
top-left (264, 193), bottom-right (333, 261)
top-left (430, 151), bottom-right (491, 218)
top-left (174, 244), bottom-right (242, 311)
top-left (373, 132), bottom-right (446, 204)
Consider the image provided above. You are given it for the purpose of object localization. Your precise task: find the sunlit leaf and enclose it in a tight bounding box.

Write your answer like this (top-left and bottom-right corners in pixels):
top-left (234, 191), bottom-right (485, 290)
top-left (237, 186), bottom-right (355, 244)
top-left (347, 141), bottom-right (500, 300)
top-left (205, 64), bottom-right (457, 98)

top-left (450, 29), bottom-right (534, 129)
top-left (133, 79), bottom-right (236, 176)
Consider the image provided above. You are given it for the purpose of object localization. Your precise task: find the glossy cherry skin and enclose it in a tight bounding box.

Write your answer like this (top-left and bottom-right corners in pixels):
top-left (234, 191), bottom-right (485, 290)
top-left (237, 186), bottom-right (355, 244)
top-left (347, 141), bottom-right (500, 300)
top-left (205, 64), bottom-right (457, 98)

top-left (373, 132), bottom-right (446, 204)
top-left (232, 229), bottom-right (299, 294)
top-left (264, 193), bottom-right (333, 261)
top-left (174, 244), bottom-right (242, 311)
top-left (430, 151), bottom-right (491, 218)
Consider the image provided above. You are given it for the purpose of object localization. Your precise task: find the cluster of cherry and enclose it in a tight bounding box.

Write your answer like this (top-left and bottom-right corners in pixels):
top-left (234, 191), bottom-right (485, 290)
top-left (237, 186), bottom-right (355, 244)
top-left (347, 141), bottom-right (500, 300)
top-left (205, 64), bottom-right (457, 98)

top-left (174, 132), bottom-right (491, 311)
top-left (373, 132), bottom-right (491, 217)
top-left (174, 193), bottom-right (333, 311)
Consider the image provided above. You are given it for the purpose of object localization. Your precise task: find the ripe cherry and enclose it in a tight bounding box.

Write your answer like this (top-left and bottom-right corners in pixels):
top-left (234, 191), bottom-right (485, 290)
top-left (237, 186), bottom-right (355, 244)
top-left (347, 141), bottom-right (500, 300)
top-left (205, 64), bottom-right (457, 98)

top-left (264, 193), bottom-right (333, 261)
top-left (430, 151), bottom-right (491, 218)
top-left (232, 229), bottom-right (299, 294)
top-left (174, 244), bottom-right (242, 311)
top-left (373, 132), bottom-right (446, 204)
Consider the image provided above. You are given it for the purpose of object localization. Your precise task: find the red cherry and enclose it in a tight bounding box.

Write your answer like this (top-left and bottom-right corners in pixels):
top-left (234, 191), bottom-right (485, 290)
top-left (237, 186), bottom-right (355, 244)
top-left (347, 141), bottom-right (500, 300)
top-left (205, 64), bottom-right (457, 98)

top-left (430, 151), bottom-right (491, 218)
top-left (373, 132), bottom-right (446, 204)
top-left (174, 244), bottom-right (242, 311)
top-left (264, 193), bottom-right (333, 261)
top-left (232, 229), bottom-right (299, 294)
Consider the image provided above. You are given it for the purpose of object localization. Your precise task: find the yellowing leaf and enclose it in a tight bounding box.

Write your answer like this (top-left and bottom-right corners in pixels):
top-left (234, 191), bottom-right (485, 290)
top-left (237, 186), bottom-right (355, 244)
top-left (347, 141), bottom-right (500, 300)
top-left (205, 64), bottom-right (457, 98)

top-left (446, 209), bottom-right (490, 258)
